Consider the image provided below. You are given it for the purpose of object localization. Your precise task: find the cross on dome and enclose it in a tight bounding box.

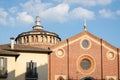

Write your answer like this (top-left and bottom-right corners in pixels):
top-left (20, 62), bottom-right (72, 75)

top-left (33, 16), bottom-right (43, 30)
top-left (35, 16), bottom-right (41, 26)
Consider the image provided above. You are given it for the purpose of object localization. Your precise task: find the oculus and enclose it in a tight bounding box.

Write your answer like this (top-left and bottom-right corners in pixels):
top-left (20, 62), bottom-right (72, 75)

top-left (77, 55), bottom-right (95, 74)
top-left (80, 59), bottom-right (91, 70)
top-left (82, 40), bottom-right (89, 48)
top-left (80, 38), bottom-right (91, 50)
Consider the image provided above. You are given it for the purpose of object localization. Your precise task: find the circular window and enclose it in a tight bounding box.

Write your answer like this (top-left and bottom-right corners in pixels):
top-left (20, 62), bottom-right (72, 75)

top-left (82, 40), bottom-right (89, 48)
top-left (77, 55), bottom-right (95, 74)
top-left (80, 39), bottom-right (91, 50)
top-left (80, 59), bottom-right (91, 70)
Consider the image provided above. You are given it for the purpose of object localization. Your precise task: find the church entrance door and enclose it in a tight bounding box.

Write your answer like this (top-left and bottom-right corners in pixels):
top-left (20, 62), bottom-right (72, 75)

top-left (81, 77), bottom-right (95, 80)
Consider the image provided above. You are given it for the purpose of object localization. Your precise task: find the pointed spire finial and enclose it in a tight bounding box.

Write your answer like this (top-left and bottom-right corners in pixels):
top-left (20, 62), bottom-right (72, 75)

top-left (35, 16), bottom-right (41, 26)
top-left (84, 18), bottom-right (87, 31)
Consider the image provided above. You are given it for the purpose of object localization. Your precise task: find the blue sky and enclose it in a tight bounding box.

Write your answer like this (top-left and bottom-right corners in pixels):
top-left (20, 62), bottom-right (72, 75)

top-left (0, 0), bottom-right (120, 48)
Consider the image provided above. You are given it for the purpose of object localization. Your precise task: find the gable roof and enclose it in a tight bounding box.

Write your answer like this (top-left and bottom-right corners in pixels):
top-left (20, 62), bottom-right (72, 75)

top-left (50, 31), bottom-right (117, 52)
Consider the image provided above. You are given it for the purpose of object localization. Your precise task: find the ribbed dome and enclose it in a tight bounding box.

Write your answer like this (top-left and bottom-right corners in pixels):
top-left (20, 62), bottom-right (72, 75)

top-left (15, 16), bottom-right (61, 49)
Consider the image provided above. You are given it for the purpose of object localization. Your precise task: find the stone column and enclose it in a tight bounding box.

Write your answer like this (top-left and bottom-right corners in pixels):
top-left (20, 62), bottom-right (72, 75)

top-left (29, 36), bottom-right (31, 43)
top-left (54, 37), bottom-right (56, 44)
top-left (21, 37), bottom-right (24, 44)
top-left (34, 35), bottom-right (36, 42)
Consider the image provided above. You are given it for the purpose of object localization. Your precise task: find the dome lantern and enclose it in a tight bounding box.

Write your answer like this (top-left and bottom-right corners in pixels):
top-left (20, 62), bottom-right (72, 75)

top-left (33, 16), bottom-right (43, 30)
top-left (15, 16), bottom-right (61, 49)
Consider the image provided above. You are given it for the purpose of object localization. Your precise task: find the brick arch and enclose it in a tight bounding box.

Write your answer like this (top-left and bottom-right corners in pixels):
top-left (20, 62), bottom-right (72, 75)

top-left (57, 76), bottom-right (64, 80)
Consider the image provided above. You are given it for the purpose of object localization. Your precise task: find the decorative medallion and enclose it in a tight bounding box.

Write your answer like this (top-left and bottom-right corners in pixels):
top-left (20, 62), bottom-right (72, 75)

top-left (56, 49), bottom-right (65, 58)
top-left (107, 51), bottom-right (115, 60)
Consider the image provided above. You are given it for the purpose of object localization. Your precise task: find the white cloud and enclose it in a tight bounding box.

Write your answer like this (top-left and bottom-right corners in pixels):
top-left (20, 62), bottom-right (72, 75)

top-left (116, 10), bottom-right (120, 16)
top-left (97, 0), bottom-right (112, 6)
top-left (9, 7), bottom-right (18, 14)
top-left (69, 7), bottom-right (95, 20)
top-left (99, 9), bottom-right (114, 18)
top-left (8, 17), bottom-right (16, 26)
top-left (55, 0), bottom-right (112, 6)
top-left (0, 0), bottom-right (96, 26)
top-left (20, 0), bottom-right (52, 16)
top-left (16, 12), bottom-right (34, 24)
top-left (0, 8), bottom-right (8, 24)
top-left (41, 3), bottom-right (69, 22)
top-left (21, 0), bottom-right (95, 22)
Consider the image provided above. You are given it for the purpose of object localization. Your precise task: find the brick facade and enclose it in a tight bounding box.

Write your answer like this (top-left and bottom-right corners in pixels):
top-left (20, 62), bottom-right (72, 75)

top-left (49, 31), bottom-right (119, 80)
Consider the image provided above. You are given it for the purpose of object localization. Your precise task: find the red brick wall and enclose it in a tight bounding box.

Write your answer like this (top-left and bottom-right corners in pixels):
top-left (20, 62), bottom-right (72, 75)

top-left (49, 45), bottom-right (68, 80)
top-left (102, 42), bottom-right (118, 79)
top-left (68, 38), bottom-right (102, 79)
top-left (49, 36), bottom-right (119, 80)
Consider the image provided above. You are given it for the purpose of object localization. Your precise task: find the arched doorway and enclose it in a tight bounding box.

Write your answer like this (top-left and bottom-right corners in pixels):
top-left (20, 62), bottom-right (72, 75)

top-left (57, 76), bottom-right (64, 80)
top-left (81, 77), bottom-right (95, 80)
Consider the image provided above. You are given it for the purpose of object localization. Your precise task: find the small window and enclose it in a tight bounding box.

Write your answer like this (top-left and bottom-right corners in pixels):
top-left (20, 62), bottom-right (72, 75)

top-left (0, 58), bottom-right (7, 78)
top-left (26, 60), bottom-right (38, 80)
top-left (80, 59), bottom-right (91, 70)
top-left (82, 40), bottom-right (89, 48)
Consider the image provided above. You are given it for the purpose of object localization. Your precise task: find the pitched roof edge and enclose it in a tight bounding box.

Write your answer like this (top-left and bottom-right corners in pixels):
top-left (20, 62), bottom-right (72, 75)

top-left (0, 50), bottom-right (20, 61)
top-left (50, 31), bottom-right (100, 49)
top-left (4, 48), bottom-right (52, 54)
top-left (102, 39), bottom-right (117, 51)
top-left (50, 31), bottom-right (118, 51)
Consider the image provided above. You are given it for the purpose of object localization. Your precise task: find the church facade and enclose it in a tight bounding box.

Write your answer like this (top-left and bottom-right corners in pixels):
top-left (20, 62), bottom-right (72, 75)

top-left (49, 29), bottom-right (119, 80)
top-left (0, 16), bottom-right (120, 80)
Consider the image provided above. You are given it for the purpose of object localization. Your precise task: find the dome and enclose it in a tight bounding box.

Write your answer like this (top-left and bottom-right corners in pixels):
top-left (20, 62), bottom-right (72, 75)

top-left (15, 16), bottom-right (61, 49)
